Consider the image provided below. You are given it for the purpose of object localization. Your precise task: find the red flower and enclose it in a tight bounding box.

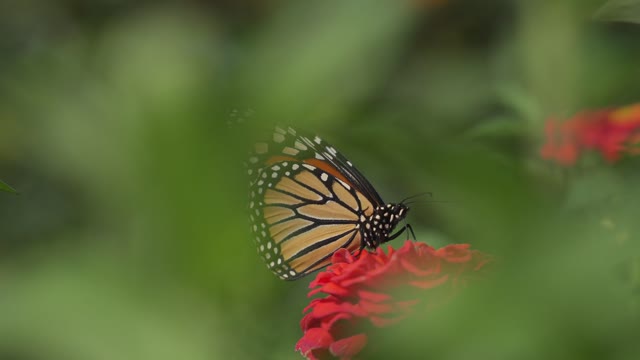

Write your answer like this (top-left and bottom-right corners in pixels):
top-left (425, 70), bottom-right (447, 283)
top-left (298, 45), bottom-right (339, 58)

top-left (540, 103), bottom-right (640, 166)
top-left (295, 240), bottom-right (492, 360)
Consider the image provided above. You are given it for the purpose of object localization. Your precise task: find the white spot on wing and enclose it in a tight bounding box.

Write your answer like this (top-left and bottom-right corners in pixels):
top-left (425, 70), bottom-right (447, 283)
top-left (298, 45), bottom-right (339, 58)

top-left (283, 147), bottom-right (299, 156)
top-left (294, 140), bottom-right (308, 151)
top-left (255, 143), bottom-right (268, 154)
top-left (320, 173), bottom-right (328, 182)
top-left (273, 133), bottom-right (285, 143)
top-left (303, 164), bottom-right (316, 171)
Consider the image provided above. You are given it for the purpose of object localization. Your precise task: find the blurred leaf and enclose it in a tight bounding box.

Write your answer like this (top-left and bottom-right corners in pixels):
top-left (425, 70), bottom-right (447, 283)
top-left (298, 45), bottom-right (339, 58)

top-left (0, 250), bottom-right (228, 360)
top-left (241, 0), bottom-right (413, 127)
top-left (464, 116), bottom-right (528, 140)
top-left (565, 168), bottom-right (622, 209)
top-left (0, 179), bottom-right (16, 193)
top-left (594, 0), bottom-right (640, 23)
top-left (518, 2), bottom-right (582, 115)
top-left (496, 85), bottom-right (542, 124)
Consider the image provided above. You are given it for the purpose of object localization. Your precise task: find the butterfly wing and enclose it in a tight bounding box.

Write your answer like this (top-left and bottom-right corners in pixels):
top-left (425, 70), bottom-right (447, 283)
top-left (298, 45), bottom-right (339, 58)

top-left (299, 133), bottom-right (385, 207)
top-left (247, 127), bottom-right (380, 280)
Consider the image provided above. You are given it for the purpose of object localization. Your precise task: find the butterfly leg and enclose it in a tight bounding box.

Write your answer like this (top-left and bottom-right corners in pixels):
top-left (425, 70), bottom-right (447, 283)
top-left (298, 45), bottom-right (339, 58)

top-left (406, 223), bottom-right (416, 240)
top-left (382, 223), bottom-right (415, 244)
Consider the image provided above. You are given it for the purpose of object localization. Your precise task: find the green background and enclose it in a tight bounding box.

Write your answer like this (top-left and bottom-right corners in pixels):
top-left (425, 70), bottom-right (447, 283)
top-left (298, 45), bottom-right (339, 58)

top-left (1, 1), bottom-right (640, 359)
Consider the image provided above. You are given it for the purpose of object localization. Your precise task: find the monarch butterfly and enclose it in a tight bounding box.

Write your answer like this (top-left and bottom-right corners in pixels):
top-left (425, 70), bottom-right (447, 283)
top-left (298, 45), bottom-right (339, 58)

top-left (247, 127), bottom-right (412, 280)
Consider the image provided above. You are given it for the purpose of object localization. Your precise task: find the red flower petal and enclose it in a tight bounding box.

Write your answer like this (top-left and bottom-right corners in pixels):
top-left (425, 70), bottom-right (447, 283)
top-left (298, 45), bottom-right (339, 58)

top-left (359, 300), bottom-right (393, 314)
top-left (356, 289), bottom-right (391, 303)
top-left (310, 301), bottom-right (366, 319)
top-left (315, 282), bottom-right (350, 298)
top-left (295, 328), bottom-right (334, 358)
top-left (400, 257), bottom-right (440, 276)
top-left (435, 244), bottom-right (472, 261)
top-left (409, 275), bottom-right (450, 289)
top-left (541, 103), bottom-right (640, 166)
top-left (369, 315), bottom-right (406, 327)
top-left (328, 334), bottom-right (368, 359)
top-left (296, 241), bottom-right (491, 359)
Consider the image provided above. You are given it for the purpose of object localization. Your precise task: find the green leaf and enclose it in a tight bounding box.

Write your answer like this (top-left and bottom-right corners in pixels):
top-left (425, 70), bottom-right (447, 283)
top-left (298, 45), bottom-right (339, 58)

top-left (0, 179), bottom-right (17, 193)
top-left (464, 116), bottom-right (529, 140)
top-left (594, 0), bottom-right (640, 24)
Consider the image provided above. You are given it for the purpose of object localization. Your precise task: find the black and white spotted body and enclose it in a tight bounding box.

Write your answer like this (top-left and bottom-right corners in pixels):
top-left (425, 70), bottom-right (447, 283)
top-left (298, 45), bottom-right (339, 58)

top-left (359, 204), bottom-right (409, 248)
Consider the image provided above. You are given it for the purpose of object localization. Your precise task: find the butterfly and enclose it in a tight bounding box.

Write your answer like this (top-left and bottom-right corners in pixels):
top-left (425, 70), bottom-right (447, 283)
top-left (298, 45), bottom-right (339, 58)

top-left (246, 126), bottom-right (412, 280)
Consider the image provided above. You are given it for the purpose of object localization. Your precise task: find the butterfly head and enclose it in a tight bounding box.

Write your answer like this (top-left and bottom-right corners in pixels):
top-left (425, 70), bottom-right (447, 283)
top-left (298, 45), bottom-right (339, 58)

top-left (363, 203), bottom-right (410, 248)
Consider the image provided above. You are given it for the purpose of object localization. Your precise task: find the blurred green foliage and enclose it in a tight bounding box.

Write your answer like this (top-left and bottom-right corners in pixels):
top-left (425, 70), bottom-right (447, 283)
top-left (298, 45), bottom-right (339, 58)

top-left (1, 0), bottom-right (640, 359)
top-left (0, 179), bottom-right (16, 193)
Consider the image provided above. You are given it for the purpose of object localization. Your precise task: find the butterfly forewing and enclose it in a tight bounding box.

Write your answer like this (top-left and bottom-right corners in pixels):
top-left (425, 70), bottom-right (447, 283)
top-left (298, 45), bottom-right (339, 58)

top-left (247, 127), bottom-right (378, 280)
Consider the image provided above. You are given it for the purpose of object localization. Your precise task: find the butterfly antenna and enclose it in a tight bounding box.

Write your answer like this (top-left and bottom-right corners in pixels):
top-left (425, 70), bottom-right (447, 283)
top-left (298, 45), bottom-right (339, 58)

top-left (399, 192), bottom-right (432, 205)
top-left (405, 199), bottom-right (455, 206)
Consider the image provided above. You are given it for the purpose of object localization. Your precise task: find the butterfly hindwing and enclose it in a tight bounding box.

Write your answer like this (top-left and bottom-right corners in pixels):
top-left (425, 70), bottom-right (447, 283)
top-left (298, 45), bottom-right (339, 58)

top-left (249, 157), bottom-right (376, 280)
